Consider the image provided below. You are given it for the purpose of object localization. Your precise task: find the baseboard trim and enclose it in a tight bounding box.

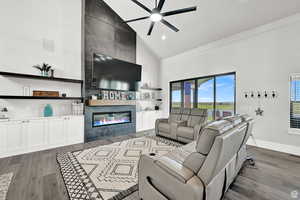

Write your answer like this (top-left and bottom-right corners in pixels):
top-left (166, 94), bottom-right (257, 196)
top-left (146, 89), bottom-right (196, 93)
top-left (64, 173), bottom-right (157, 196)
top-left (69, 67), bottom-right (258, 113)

top-left (247, 139), bottom-right (300, 156)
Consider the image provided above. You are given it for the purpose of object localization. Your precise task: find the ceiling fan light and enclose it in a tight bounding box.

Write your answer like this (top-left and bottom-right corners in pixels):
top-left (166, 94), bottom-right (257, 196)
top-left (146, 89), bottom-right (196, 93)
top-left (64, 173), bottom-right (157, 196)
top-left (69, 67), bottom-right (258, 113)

top-left (150, 13), bottom-right (162, 22)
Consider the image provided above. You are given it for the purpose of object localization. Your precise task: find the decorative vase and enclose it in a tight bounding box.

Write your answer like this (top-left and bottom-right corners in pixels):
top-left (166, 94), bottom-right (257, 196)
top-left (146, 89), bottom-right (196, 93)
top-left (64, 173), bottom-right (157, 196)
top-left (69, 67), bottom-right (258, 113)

top-left (50, 69), bottom-right (54, 77)
top-left (41, 71), bottom-right (46, 77)
top-left (44, 104), bottom-right (53, 117)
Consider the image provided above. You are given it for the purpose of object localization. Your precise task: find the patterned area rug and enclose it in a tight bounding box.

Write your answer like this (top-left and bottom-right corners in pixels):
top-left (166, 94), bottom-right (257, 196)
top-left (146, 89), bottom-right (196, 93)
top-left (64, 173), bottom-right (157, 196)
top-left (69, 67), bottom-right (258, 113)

top-left (57, 136), bottom-right (182, 200)
top-left (0, 172), bottom-right (13, 200)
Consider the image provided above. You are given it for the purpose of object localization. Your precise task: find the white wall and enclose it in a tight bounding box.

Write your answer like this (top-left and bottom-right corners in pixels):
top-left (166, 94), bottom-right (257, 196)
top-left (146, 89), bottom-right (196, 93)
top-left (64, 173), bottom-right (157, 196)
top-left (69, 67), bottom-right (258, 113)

top-left (136, 36), bottom-right (162, 112)
top-left (160, 14), bottom-right (300, 148)
top-left (0, 0), bottom-right (82, 118)
top-left (136, 36), bottom-right (161, 88)
top-left (0, 0), bottom-right (82, 79)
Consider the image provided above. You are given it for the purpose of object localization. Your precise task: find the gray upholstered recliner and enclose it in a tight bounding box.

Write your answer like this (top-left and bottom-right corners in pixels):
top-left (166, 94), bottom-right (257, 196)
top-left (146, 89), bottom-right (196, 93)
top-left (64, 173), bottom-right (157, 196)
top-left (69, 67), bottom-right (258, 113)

top-left (155, 108), bottom-right (208, 143)
top-left (139, 115), bottom-right (253, 200)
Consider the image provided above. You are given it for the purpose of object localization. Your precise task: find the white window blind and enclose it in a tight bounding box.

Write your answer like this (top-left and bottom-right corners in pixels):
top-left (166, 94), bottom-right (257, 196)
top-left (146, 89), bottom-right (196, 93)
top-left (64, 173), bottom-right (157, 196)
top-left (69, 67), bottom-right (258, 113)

top-left (290, 75), bottom-right (300, 129)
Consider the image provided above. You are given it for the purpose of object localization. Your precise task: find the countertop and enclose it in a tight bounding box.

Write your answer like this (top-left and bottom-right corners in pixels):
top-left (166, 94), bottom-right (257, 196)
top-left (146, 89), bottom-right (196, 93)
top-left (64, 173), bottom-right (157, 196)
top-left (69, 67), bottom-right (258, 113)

top-left (0, 115), bottom-right (84, 122)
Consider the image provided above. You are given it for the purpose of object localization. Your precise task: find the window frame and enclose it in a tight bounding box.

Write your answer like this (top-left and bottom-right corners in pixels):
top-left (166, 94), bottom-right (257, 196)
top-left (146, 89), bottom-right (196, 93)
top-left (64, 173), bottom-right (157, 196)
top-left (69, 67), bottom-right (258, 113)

top-left (289, 74), bottom-right (300, 135)
top-left (169, 72), bottom-right (236, 120)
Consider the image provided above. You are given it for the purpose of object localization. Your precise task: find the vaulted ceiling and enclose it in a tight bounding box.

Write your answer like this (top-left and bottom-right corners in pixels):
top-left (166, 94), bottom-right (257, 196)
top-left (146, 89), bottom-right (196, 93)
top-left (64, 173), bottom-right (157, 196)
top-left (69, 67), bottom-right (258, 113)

top-left (103, 0), bottom-right (300, 58)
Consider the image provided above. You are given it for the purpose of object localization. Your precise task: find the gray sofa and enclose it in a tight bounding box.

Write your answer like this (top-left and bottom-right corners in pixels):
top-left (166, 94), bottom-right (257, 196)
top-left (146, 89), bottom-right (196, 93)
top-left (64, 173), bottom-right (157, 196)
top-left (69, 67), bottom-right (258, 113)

top-left (139, 114), bottom-right (253, 200)
top-left (155, 108), bottom-right (208, 143)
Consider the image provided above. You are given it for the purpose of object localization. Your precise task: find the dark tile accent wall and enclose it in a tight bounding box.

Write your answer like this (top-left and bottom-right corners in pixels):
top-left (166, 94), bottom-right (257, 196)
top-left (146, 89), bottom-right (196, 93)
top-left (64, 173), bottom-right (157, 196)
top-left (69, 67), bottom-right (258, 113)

top-left (84, 0), bottom-right (136, 95)
top-left (84, 0), bottom-right (137, 141)
top-left (85, 106), bottom-right (136, 142)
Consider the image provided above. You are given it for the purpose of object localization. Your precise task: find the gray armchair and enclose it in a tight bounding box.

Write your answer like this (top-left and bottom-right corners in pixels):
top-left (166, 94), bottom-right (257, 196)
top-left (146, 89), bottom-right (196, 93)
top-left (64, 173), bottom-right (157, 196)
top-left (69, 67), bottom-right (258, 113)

top-left (156, 108), bottom-right (208, 143)
top-left (139, 115), bottom-right (254, 200)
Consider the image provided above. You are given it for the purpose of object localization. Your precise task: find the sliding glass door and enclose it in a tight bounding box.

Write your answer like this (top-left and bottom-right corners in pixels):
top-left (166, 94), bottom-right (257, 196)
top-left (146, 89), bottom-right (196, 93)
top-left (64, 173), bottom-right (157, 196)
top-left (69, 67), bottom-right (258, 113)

top-left (183, 80), bottom-right (196, 108)
top-left (197, 78), bottom-right (214, 121)
top-left (170, 72), bottom-right (236, 121)
top-left (171, 82), bottom-right (182, 108)
top-left (215, 74), bottom-right (235, 119)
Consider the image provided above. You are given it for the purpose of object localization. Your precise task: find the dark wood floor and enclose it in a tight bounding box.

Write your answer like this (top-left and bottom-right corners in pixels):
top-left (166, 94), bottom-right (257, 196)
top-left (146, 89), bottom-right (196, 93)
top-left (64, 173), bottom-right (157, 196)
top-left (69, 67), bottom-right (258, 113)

top-left (1, 132), bottom-right (300, 200)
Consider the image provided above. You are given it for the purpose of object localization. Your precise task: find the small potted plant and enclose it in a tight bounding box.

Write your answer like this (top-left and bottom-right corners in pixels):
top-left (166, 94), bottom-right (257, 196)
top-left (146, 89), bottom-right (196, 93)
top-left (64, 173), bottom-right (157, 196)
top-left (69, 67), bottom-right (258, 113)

top-left (33, 63), bottom-right (52, 77)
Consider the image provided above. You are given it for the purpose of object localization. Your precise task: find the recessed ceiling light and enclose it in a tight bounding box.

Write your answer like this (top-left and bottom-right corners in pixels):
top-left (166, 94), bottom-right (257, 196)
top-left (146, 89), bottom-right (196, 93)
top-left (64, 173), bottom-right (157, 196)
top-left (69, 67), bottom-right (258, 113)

top-left (161, 35), bottom-right (167, 40)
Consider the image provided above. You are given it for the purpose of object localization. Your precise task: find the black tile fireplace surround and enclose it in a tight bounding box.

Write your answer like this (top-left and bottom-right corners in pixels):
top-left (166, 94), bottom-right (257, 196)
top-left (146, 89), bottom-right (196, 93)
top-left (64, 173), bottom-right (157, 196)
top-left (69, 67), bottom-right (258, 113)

top-left (83, 0), bottom-right (137, 142)
top-left (85, 105), bottom-right (136, 142)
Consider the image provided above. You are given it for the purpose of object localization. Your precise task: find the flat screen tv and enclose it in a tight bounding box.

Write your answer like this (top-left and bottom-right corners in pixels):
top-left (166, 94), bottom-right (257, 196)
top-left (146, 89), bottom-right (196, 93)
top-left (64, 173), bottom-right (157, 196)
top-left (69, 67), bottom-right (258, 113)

top-left (92, 53), bottom-right (142, 91)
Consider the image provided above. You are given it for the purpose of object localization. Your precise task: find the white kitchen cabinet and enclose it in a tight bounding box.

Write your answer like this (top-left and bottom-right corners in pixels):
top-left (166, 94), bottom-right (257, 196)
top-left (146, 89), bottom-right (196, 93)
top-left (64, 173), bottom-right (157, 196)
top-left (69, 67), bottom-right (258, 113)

top-left (48, 117), bottom-right (68, 147)
top-left (0, 123), bottom-right (7, 155)
top-left (136, 111), bottom-right (162, 132)
top-left (3, 120), bottom-right (25, 155)
top-left (0, 115), bottom-right (84, 158)
top-left (136, 112), bottom-right (143, 132)
top-left (67, 115), bottom-right (84, 145)
top-left (26, 119), bottom-right (46, 151)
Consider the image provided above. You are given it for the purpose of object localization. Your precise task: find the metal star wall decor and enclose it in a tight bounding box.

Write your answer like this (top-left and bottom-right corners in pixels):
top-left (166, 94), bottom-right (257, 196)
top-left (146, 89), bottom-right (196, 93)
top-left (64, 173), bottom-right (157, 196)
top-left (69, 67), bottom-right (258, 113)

top-left (255, 107), bottom-right (264, 116)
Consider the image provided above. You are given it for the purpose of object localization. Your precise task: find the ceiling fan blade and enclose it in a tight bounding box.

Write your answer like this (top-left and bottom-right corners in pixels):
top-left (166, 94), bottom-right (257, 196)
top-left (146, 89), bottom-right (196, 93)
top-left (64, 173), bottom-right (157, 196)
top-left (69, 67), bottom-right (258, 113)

top-left (157, 0), bottom-right (165, 11)
top-left (162, 6), bottom-right (197, 17)
top-left (147, 22), bottom-right (155, 36)
top-left (161, 19), bottom-right (179, 32)
top-left (131, 0), bottom-right (152, 13)
top-left (124, 16), bottom-right (149, 23)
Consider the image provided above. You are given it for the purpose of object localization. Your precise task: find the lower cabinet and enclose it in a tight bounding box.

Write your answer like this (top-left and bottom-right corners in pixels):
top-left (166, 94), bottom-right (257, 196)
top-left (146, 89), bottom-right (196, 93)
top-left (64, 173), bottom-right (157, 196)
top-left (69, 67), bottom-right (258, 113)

top-left (0, 123), bottom-right (4, 155)
top-left (136, 111), bottom-right (163, 132)
top-left (67, 115), bottom-right (84, 145)
top-left (48, 117), bottom-right (67, 147)
top-left (2, 120), bottom-right (25, 155)
top-left (26, 119), bottom-right (47, 151)
top-left (0, 115), bottom-right (84, 158)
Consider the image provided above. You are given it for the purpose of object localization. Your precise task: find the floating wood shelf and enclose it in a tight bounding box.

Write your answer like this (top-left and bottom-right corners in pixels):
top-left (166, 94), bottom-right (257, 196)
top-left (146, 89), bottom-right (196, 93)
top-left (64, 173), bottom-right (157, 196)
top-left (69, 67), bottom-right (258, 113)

top-left (88, 100), bottom-right (136, 106)
top-left (0, 96), bottom-right (83, 100)
top-left (0, 71), bottom-right (83, 102)
top-left (0, 71), bottom-right (83, 83)
top-left (137, 99), bottom-right (162, 102)
top-left (139, 87), bottom-right (162, 91)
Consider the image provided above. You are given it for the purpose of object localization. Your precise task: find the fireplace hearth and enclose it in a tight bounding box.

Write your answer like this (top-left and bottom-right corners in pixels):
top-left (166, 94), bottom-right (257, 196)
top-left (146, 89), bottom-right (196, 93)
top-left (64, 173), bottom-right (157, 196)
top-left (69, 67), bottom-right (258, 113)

top-left (93, 111), bottom-right (131, 127)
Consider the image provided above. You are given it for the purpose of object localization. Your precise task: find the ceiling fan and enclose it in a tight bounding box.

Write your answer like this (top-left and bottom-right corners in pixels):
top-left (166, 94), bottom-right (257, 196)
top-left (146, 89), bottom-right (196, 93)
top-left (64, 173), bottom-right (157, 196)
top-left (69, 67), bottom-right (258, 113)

top-left (124, 0), bottom-right (197, 36)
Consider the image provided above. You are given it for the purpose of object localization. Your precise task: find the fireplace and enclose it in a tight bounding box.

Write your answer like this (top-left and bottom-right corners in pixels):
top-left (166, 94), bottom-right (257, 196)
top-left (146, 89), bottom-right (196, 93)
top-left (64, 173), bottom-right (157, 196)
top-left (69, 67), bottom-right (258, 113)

top-left (85, 105), bottom-right (136, 142)
top-left (93, 111), bottom-right (132, 127)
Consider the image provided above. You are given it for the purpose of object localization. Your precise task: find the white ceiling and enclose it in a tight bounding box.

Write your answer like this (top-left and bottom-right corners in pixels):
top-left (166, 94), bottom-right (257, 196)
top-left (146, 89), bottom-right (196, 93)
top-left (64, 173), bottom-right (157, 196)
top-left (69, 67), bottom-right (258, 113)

top-left (103, 0), bottom-right (300, 58)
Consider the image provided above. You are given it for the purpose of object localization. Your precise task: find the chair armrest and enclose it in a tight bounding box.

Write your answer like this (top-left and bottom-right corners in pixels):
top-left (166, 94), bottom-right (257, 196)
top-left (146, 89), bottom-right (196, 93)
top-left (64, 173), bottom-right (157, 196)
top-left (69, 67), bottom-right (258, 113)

top-left (155, 156), bottom-right (194, 183)
top-left (156, 118), bottom-right (169, 123)
top-left (138, 154), bottom-right (205, 200)
top-left (139, 154), bottom-right (193, 184)
top-left (155, 118), bottom-right (169, 136)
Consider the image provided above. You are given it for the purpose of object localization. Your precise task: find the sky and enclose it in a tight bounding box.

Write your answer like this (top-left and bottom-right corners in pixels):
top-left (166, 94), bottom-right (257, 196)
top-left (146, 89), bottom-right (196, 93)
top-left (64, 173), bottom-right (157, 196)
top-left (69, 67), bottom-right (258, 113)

top-left (291, 80), bottom-right (300, 101)
top-left (172, 75), bottom-right (235, 103)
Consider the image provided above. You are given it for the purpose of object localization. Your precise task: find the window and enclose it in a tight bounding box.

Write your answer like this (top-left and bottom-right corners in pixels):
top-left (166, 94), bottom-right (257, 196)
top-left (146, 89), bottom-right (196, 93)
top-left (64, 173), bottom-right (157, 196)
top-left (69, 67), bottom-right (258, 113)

top-left (290, 75), bottom-right (300, 131)
top-left (171, 82), bottom-right (182, 108)
top-left (170, 72), bottom-right (236, 121)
